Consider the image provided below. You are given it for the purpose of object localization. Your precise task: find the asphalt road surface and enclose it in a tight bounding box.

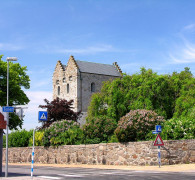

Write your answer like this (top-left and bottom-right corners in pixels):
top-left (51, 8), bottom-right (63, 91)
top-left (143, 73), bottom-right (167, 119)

top-left (1, 165), bottom-right (195, 180)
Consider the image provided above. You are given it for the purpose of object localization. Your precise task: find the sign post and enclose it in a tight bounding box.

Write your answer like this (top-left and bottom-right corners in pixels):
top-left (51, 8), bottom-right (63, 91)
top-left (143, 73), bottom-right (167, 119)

top-left (152, 125), bottom-right (164, 168)
top-left (0, 109), bottom-right (7, 177)
top-left (158, 146), bottom-right (161, 168)
top-left (31, 129), bottom-right (35, 178)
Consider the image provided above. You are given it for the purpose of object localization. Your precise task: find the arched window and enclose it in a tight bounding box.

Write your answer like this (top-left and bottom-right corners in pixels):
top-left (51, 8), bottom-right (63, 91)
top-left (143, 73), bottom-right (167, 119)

top-left (58, 86), bottom-right (60, 95)
top-left (63, 77), bottom-right (66, 83)
top-left (67, 84), bottom-right (69, 94)
top-left (91, 82), bottom-right (95, 92)
top-left (56, 80), bottom-right (59, 85)
top-left (69, 76), bottom-right (72, 81)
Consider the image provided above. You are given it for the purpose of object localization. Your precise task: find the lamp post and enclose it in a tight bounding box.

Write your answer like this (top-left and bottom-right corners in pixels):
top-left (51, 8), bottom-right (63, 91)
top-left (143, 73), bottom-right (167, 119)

top-left (5, 57), bottom-right (17, 177)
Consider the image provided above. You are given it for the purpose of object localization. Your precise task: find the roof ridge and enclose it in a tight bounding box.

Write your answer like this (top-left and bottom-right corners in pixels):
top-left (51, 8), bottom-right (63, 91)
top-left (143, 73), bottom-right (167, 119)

top-left (75, 60), bottom-right (115, 66)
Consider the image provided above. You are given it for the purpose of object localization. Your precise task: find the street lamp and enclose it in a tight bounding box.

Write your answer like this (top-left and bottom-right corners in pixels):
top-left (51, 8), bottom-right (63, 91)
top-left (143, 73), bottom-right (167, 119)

top-left (5, 57), bottom-right (17, 177)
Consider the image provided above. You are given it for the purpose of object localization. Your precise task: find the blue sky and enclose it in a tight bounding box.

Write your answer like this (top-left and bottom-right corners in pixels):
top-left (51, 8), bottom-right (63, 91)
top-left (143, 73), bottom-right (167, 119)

top-left (0, 0), bottom-right (195, 130)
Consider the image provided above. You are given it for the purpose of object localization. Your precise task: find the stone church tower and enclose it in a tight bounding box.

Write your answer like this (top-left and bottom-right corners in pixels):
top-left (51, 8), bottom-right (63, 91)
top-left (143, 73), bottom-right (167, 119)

top-left (53, 55), bottom-right (122, 124)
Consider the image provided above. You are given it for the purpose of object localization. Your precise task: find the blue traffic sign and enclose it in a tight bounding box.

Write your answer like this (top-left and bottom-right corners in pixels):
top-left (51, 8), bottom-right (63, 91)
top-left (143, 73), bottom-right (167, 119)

top-left (3, 106), bottom-right (14, 112)
top-left (152, 131), bottom-right (159, 134)
top-left (38, 111), bottom-right (48, 121)
top-left (155, 125), bottom-right (162, 132)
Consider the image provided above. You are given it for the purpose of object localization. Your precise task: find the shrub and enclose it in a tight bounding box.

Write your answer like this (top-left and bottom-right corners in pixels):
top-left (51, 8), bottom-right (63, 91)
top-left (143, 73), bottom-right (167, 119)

top-left (161, 107), bottom-right (195, 140)
top-left (115, 109), bottom-right (165, 142)
top-left (82, 115), bottom-right (117, 144)
top-left (8, 129), bottom-right (33, 147)
top-left (161, 117), bottom-right (195, 140)
top-left (29, 131), bottom-right (44, 146)
top-left (43, 120), bottom-right (83, 146)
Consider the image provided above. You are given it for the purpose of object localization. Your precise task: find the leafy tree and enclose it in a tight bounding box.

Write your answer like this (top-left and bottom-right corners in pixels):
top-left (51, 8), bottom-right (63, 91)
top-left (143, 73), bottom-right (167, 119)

top-left (39, 98), bottom-right (80, 128)
top-left (171, 68), bottom-right (195, 118)
top-left (87, 67), bottom-right (194, 122)
top-left (0, 55), bottom-right (30, 129)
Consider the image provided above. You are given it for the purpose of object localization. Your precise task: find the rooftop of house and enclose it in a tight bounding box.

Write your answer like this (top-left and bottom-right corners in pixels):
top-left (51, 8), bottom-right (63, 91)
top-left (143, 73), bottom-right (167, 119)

top-left (55, 56), bottom-right (123, 77)
top-left (75, 60), bottom-right (122, 76)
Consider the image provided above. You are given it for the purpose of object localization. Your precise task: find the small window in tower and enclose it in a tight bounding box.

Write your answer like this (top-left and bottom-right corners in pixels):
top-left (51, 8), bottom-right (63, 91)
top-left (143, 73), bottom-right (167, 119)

top-left (63, 78), bottom-right (66, 83)
top-left (91, 82), bottom-right (95, 92)
top-left (58, 86), bottom-right (60, 96)
top-left (56, 80), bottom-right (59, 85)
top-left (67, 84), bottom-right (69, 94)
top-left (69, 76), bottom-right (72, 81)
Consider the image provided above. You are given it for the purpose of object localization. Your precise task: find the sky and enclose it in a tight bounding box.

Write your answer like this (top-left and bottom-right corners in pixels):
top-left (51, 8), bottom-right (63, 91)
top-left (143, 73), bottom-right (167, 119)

top-left (0, 0), bottom-right (195, 130)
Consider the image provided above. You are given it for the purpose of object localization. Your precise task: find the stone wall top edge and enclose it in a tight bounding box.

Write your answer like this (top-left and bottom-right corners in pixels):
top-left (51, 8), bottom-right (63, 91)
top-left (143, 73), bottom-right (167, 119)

top-left (3, 139), bottom-right (195, 150)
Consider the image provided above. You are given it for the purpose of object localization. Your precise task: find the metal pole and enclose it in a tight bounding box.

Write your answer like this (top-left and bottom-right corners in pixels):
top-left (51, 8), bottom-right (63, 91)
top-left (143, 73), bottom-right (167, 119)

top-left (31, 129), bottom-right (35, 178)
top-left (158, 146), bottom-right (161, 168)
top-left (5, 61), bottom-right (9, 177)
top-left (0, 129), bottom-right (3, 177)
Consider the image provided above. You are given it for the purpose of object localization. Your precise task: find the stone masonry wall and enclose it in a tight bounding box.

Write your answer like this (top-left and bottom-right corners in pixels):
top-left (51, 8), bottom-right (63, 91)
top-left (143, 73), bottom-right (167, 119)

top-left (3, 139), bottom-right (195, 166)
top-left (80, 72), bottom-right (119, 112)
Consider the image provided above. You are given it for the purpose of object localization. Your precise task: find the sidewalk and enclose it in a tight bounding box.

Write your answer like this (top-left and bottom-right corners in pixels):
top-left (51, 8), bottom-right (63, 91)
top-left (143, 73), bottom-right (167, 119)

top-left (1, 163), bottom-right (195, 180)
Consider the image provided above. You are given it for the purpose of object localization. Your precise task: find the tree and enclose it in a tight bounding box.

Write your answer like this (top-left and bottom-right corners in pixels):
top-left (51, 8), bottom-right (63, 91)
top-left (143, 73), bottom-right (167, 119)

top-left (0, 55), bottom-right (30, 129)
top-left (39, 98), bottom-right (81, 128)
top-left (87, 67), bottom-right (194, 123)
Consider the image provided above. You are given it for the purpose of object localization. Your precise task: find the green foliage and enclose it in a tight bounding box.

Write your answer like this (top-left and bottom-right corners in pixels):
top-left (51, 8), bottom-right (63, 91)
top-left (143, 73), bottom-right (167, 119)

top-left (115, 109), bottom-right (165, 142)
top-left (108, 134), bottom-right (119, 143)
top-left (0, 55), bottom-right (30, 130)
top-left (83, 115), bottom-right (117, 144)
top-left (43, 120), bottom-right (83, 146)
top-left (8, 129), bottom-right (33, 147)
top-left (39, 98), bottom-right (80, 129)
top-left (29, 131), bottom-right (44, 146)
top-left (162, 107), bottom-right (195, 140)
top-left (87, 68), bottom-right (194, 123)
top-left (173, 79), bottom-right (195, 118)
top-left (146, 107), bottom-right (195, 141)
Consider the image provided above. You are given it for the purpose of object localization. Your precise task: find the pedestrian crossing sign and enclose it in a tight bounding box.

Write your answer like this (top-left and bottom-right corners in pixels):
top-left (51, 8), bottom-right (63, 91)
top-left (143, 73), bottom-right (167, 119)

top-left (38, 111), bottom-right (48, 121)
top-left (153, 134), bottom-right (164, 146)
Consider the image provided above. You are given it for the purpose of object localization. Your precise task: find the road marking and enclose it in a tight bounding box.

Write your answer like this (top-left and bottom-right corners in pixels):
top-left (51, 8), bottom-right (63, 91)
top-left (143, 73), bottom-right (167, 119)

top-left (37, 176), bottom-right (61, 179)
top-left (58, 174), bottom-right (85, 177)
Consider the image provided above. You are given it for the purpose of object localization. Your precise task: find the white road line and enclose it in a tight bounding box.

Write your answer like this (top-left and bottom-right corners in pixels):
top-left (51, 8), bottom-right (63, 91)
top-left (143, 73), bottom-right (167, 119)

top-left (58, 174), bottom-right (85, 177)
top-left (37, 176), bottom-right (61, 179)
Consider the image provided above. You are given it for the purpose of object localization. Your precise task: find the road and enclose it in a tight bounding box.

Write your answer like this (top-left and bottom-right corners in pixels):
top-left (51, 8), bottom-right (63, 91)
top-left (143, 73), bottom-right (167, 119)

top-left (1, 165), bottom-right (195, 180)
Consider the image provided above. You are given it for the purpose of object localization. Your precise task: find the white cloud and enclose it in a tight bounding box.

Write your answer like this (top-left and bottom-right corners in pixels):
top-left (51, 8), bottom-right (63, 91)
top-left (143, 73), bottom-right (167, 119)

top-left (169, 42), bottom-right (195, 64)
top-left (25, 91), bottom-right (52, 112)
top-left (183, 24), bottom-right (195, 31)
top-left (41, 44), bottom-right (117, 55)
top-left (0, 42), bottom-right (24, 51)
top-left (22, 91), bottom-right (52, 130)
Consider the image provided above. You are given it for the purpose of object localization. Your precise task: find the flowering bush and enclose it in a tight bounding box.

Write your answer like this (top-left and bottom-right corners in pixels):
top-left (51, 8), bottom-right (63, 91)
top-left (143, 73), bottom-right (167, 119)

top-left (161, 117), bottom-right (195, 140)
top-left (42, 120), bottom-right (83, 146)
top-left (161, 107), bottom-right (195, 140)
top-left (115, 109), bottom-right (165, 142)
top-left (82, 115), bottom-right (117, 144)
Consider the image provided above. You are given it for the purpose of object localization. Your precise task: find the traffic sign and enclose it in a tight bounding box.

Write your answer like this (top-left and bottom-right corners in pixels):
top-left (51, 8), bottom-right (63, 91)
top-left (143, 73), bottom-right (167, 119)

top-left (38, 111), bottom-right (48, 121)
top-left (2, 106), bottom-right (14, 113)
top-left (155, 125), bottom-right (162, 132)
top-left (152, 130), bottom-right (158, 134)
top-left (153, 134), bottom-right (164, 146)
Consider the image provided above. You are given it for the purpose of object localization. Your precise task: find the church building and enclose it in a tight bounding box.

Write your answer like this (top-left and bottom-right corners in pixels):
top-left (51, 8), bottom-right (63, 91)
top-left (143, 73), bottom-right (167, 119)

top-left (53, 55), bottom-right (122, 123)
